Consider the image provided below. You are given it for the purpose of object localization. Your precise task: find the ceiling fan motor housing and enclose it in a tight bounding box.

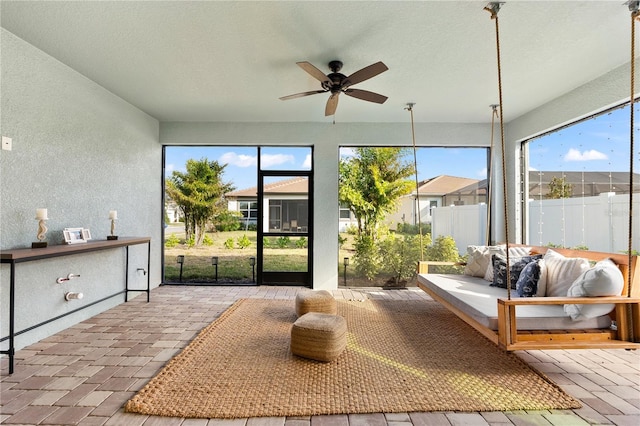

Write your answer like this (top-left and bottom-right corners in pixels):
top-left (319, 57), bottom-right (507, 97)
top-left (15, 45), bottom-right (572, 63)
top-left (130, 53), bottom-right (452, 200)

top-left (324, 61), bottom-right (346, 92)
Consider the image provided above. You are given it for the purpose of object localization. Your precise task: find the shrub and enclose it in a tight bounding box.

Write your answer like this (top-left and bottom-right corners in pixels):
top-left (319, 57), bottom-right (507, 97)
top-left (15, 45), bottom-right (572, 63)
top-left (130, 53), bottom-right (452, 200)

top-left (379, 233), bottom-right (423, 286)
top-left (353, 234), bottom-right (381, 280)
top-left (338, 234), bottom-right (347, 249)
top-left (186, 235), bottom-right (196, 248)
top-left (164, 234), bottom-right (180, 248)
top-left (263, 237), bottom-right (271, 248)
top-left (237, 234), bottom-right (251, 249)
top-left (424, 235), bottom-right (462, 273)
top-left (295, 237), bottom-right (307, 248)
top-left (214, 210), bottom-right (242, 232)
top-left (425, 235), bottom-right (459, 262)
top-left (276, 236), bottom-right (291, 249)
top-left (224, 238), bottom-right (235, 249)
top-left (398, 223), bottom-right (431, 236)
top-left (202, 234), bottom-right (214, 246)
top-left (345, 224), bottom-right (358, 235)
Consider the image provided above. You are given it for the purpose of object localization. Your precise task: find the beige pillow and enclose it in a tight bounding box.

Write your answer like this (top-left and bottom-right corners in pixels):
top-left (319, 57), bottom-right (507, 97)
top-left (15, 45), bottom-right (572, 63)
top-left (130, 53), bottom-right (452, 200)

top-left (483, 246), bottom-right (532, 282)
top-left (464, 245), bottom-right (503, 278)
top-left (544, 249), bottom-right (590, 297)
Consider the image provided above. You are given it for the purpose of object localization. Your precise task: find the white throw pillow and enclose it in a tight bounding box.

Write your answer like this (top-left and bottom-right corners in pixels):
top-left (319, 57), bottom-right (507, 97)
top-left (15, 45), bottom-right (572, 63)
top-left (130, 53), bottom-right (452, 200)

top-left (564, 258), bottom-right (624, 320)
top-left (543, 249), bottom-right (590, 297)
top-left (483, 246), bottom-right (532, 282)
top-left (464, 245), bottom-right (503, 278)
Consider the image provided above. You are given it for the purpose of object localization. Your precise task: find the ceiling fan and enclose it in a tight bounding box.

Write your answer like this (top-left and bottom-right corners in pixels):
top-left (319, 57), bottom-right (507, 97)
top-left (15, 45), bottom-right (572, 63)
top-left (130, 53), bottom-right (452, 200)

top-left (280, 60), bottom-right (389, 116)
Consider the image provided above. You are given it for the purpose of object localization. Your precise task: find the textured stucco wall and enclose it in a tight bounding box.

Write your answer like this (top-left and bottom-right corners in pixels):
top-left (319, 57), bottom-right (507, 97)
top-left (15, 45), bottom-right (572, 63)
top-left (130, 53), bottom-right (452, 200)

top-left (0, 30), bottom-right (162, 350)
top-left (160, 121), bottom-right (491, 290)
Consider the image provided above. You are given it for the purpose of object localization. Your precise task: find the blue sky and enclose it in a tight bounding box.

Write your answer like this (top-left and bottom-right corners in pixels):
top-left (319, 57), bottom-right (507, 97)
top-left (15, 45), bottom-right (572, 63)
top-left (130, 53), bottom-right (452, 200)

top-left (164, 104), bottom-right (634, 191)
top-left (164, 146), bottom-right (489, 191)
top-left (529, 104), bottom-right (633, 173)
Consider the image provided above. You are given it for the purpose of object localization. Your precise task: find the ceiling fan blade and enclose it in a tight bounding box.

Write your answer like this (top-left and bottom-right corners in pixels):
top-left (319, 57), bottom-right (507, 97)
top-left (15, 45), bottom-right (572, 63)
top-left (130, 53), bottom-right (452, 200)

top-left (342, 61), bottom-right (388, 88)
top-left (297, 61), bottom-right (330, 84)
top-left (279, 90), bottom-right (327, 101)
top-left (344, 88), bottom-right (388, 104)
top-left (325, 93), bottom-right (339, 116)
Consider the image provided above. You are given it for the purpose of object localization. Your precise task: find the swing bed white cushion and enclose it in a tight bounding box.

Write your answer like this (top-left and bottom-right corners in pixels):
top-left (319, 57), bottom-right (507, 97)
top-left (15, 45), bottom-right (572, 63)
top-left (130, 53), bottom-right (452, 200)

top-left (417, 273), bottom-right (612, 331)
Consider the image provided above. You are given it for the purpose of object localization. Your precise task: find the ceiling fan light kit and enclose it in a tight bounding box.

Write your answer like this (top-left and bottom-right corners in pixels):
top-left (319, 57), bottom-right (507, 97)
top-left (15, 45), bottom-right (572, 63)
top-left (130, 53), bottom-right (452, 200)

top-left (280, 60), bottom-right (389, 116)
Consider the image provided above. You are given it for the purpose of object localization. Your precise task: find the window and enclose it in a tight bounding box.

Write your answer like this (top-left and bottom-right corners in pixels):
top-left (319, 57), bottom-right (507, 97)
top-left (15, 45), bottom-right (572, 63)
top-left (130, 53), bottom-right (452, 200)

top-left (429, 200), bottom-right (438, 214)
top-left (339, 203), bottom-right (352, 219)
top-left (522, 102), bottom-right (638, 252)
top-left (239, 201), bottom-right (258, 225)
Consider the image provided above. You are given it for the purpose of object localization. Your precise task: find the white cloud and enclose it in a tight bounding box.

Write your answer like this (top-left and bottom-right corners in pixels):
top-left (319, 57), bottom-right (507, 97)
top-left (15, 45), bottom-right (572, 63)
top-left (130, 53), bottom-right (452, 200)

top-left (529, 166), bottom-right (538, 171)
top-left (477, 167), bottom-right (487, 178)
top-left (165, 164), bottom-right (175, 172)
top-left (564, 148), bottom-right (608, 161)
top-left (261, 154), bottom-right (294, 168)
top-left (302, 154), bottom-right (312, 169)
top-left (219, 152), bottom-right (257, 167)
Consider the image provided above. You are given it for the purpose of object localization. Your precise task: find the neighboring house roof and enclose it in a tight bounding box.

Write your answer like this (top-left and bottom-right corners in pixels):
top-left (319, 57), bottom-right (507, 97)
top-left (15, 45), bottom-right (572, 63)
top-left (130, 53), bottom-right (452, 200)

top-left (226, 177), bottom-right (308, 198)
top-left (412, 175), bottom-right (481, 196)
top-left (450, 179), bottom-right (488, 196)
top-left (528, 171), bottom-right (640, 197)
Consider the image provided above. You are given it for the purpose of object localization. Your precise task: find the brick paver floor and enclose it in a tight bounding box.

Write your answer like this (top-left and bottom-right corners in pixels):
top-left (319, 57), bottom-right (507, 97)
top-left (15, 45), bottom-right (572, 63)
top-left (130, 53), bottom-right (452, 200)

top-left (1, 285), bottom-right (639, 425)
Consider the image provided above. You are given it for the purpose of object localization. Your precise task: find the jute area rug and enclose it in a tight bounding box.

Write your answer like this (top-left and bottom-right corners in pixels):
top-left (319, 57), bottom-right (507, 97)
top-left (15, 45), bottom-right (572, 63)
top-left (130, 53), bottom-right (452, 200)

top-left (125, 298), bottom-right (580, 419)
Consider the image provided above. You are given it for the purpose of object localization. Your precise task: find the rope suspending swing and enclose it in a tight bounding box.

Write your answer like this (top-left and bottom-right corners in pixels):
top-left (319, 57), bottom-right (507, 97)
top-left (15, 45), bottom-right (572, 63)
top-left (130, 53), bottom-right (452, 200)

top-left (627, 1), bottom-right (639, 295)
top-left (485, 2), bottom-right (511, 299)
top-left (486, 104), bottom-right (499, 246)
top-left (626, 0), bottom-right (639, 342)
top-left (406, 103), bottom-right (425, 261)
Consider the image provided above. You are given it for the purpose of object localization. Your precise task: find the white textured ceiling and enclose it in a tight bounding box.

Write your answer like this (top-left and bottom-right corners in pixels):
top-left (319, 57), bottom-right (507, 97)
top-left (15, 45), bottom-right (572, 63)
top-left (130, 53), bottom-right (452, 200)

top-left (0, 1), bottom-right (633, 123)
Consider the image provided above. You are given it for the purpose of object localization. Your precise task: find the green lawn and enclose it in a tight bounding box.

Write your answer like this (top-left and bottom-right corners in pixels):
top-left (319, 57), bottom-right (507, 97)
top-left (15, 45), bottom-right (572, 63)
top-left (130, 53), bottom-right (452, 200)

top-left (163, 228), bottom-right (430, 286)
top-left (164, 230), bottom-right (309, 283)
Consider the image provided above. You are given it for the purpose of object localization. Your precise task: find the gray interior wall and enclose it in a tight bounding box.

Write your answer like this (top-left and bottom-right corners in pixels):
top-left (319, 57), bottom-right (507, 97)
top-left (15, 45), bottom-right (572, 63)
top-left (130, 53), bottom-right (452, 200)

top-left (161, 121), bottom-right (491, 290)
top-left (0, 30), bottom-right (162, 350)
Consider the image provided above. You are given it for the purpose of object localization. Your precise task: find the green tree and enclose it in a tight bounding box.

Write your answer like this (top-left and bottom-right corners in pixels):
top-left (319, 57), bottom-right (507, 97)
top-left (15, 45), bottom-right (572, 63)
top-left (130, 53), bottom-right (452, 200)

top-left (547, 176), bottom-right (573, 199)
top-left (338, 147), bottom-right (414, 239)
top-left (165, 158), bottom-right (235, 246)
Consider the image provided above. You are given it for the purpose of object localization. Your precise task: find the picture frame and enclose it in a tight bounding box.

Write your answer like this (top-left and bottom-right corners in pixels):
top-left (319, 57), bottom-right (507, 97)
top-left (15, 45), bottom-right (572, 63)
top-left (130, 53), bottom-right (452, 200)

top-left (63, 228), bottom-right (92, 244)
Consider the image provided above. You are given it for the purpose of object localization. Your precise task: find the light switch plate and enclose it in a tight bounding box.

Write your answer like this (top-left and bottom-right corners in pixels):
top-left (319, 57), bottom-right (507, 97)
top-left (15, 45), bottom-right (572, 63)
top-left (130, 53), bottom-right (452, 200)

top-left (2, 136), bottom-right (12, 151)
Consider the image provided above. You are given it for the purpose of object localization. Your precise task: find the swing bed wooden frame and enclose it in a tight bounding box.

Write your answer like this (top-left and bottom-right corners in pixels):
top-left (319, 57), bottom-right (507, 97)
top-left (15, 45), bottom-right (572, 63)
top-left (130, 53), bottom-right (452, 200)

top-left (417, 247), bottom-right (640, 351)
top-left (414, 3), bottom-right (640, 351)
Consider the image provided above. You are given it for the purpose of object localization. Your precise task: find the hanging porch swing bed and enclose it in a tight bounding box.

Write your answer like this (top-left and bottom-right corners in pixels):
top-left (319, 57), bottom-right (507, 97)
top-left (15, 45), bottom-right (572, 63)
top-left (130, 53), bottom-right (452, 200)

top-left (414, 3), bottom-right (640, 352)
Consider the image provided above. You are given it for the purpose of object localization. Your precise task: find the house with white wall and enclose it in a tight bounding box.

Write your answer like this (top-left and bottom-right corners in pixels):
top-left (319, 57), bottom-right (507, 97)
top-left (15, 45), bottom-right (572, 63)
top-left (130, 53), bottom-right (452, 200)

top-left (386, 175), bottom-right (483, 229)
top-left (226, 177), bottom-right (309, 232)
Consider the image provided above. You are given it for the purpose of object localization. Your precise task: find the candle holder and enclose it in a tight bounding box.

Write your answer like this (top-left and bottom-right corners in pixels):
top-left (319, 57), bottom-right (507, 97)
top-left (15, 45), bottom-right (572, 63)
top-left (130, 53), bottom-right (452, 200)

top-left (107, 210), bottom-right (118, 240)
top-left (32, 209), bottom-right (48, 248)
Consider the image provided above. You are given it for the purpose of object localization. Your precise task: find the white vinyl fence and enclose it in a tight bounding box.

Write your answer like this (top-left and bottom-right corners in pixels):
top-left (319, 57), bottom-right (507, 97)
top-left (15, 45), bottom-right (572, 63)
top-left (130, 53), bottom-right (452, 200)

top-left (432, 193), bottom-right (640, 255)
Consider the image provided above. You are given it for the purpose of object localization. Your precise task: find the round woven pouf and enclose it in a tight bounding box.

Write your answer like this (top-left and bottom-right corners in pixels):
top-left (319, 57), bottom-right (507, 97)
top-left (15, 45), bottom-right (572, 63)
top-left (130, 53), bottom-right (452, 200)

top-left (295, 290), bottom-right (337, 317)
top-left (290, 312), bottom-right (347, 362)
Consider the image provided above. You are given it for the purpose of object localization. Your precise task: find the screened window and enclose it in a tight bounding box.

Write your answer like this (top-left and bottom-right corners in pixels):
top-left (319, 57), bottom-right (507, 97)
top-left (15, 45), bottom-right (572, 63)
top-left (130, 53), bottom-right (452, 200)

top-left (522, 102), bottom-right (638, 253)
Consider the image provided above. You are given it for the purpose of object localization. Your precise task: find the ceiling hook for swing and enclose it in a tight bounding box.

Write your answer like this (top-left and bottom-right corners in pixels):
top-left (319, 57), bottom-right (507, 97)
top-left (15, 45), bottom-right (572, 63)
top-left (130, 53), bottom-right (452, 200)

top-left (627, 1), bottom-right (640, 13)
top-left (484, 2), bottom-right (505, 19)
top-left (405, 102), bottom-right (416, 111)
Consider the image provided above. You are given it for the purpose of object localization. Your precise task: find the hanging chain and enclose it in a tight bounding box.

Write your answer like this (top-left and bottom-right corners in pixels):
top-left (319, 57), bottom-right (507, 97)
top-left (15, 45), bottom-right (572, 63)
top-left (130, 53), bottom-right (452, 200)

top-left (406, 103), bottom-right (424, 261)
top-left (486, 2), bottom-right (511, 298)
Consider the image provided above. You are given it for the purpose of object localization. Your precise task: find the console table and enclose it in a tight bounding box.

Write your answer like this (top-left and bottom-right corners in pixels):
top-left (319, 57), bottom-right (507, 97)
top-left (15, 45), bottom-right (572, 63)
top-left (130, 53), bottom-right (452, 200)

top-left (0, 236), bottom-right (151, 374)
